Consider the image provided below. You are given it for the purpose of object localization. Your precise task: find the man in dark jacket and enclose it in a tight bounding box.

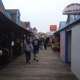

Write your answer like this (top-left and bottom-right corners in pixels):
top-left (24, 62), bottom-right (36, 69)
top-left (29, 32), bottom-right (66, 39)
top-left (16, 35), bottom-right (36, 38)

top-left (32, 36), bottom-right (40, 62)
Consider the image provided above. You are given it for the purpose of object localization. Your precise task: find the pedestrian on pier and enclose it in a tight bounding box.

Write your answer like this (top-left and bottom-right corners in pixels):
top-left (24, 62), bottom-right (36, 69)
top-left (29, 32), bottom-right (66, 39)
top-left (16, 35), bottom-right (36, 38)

top-left (32, 36), bottom-right (40, 62)
top-left (24, 38), bottom-right (33, 63)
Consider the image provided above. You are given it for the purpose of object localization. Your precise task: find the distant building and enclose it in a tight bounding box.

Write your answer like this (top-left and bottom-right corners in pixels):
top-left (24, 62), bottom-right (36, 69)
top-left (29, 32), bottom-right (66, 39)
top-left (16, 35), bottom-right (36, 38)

top-left (46, 32), bottom-right (53, 35)
top-left (6, 9), bottom-right (21, 26)
top-left (20, 21), bottom-right (27, 29)
top-left (31, 27), bottom-right (37, 34)
top-left (23, 22), bottom-right (31, 31)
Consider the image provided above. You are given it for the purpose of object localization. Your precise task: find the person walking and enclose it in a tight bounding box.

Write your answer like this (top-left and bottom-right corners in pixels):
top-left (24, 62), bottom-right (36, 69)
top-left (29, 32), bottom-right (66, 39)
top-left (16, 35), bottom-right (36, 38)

top-left (24, 38), bottom-right (33, 63)
top-left (39, 37), bottom-right (43, 50)
top-left (43, 38), bottom-right (47, 49)
top-left (32, 36), bottom-right (40, 62)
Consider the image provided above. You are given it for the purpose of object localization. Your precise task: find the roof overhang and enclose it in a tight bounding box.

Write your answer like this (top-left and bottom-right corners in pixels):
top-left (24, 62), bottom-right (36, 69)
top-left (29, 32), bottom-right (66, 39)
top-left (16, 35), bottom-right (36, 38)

top-left (54, 18), bottom-right (80, 34)
top-left (6, 9), bottom-right (21, 16)
top-left (0, 12), bottom-right (31, 34)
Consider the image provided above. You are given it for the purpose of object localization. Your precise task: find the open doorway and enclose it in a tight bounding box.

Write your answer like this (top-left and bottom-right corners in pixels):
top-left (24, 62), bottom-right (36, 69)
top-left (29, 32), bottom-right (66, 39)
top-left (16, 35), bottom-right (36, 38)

top-left (67, 30), bottom-right (71, 63)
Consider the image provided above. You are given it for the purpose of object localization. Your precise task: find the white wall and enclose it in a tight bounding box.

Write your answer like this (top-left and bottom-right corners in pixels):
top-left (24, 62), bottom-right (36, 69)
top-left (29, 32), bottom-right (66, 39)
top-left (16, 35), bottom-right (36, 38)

top-left (71, 24), bottom-right (80, 79)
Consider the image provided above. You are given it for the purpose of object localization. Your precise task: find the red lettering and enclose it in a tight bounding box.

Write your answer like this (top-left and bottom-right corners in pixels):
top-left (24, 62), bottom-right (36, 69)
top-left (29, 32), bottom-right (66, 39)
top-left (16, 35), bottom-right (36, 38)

top-left (71, 3), bottom-right (75, 6)
top-left (65, 10), bottom-right (72, 12)
top-left (65, 9), bottom-right (80, 13)
top-left (73, 9), bottom-right (80, 12)
top-left (76, 3), bottom-right (80, 6)
top-left (76, 9), bottom-right (79, 11)
top-left (66, 5), bottom-right (70, 8)
top-left (73, 10), bottom-right (76, 12)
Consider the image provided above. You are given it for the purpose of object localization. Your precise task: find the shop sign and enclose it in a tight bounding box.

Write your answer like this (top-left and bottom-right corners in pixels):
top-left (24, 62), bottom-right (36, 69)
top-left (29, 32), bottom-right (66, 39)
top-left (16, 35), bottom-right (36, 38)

top-left (50, 25), bottom-right (57, 31)
top-left (63, 3), bottom-right (80, 15)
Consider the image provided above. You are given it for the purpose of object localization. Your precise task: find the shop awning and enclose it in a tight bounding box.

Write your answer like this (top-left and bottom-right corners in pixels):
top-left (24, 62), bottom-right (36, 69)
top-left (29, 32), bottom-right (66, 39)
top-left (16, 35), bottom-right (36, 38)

top-left (0, 12), bottom-right (31, 34)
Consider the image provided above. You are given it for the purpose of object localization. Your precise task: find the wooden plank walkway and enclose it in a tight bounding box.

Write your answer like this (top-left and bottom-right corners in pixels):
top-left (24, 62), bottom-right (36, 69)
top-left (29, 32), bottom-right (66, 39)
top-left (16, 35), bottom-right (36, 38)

top-left (0, 48), bottom-right (79, 80)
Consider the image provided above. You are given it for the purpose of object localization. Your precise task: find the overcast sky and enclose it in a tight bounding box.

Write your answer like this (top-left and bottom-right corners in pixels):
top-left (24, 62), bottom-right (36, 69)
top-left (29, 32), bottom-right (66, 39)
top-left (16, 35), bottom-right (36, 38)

top-left (2, 0), bottom-right (80, 33)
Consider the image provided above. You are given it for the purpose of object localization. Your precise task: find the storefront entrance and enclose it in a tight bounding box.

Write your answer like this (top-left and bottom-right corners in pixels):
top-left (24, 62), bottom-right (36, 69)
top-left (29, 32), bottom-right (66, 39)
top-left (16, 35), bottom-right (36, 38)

top-left (67, 30), bottom-right (71, 63)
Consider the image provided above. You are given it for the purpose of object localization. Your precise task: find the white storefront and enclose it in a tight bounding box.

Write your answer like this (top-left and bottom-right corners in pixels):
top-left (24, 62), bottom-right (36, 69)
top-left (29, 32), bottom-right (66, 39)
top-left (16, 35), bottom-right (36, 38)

top-left (62, 3), bottom-right (80, 79)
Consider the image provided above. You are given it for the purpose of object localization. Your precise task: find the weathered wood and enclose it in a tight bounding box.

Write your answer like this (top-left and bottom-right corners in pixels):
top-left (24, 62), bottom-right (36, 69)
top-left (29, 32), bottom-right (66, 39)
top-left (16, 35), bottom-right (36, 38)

top-left (0, 48), bottom-right (79, 80)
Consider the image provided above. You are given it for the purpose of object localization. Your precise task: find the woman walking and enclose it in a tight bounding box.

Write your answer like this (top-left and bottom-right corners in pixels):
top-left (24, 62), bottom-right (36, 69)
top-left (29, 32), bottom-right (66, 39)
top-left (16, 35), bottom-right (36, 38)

top-left (24, 38), bottom-right (33, 63)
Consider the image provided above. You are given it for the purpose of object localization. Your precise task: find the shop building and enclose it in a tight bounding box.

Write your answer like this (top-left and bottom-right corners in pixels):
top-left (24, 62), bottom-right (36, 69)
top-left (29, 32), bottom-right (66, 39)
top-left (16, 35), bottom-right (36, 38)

top-left (0, 0), bottom-right (31, 68)
top-left (54, 3), bottom-right (80, 79)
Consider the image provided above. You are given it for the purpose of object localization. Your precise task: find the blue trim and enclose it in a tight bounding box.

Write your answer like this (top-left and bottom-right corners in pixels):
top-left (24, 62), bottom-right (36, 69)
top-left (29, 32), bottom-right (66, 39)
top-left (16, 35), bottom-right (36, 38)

top-left (0, 0), bottom-right (1, 3)
top-left (18, 16), bottom-right (20, 25)
top-left (63, 18), bottom-right (80, 30)
top-left (16, 12), bottom-right (20, 25)
top-left (16, 14), bottom-right (17, 24)
top-left (10, 12), bottom-right (17, 14)
top-left (65, 31), bottom-right (68, 62)
top-left (0, 0), bottom-right (7, 16)
top-left (6, 11), bottom-right (12, 20)
top-left (15, 12), bottom-right (18, 24)
top-left (54, 18), bottom-right (80, 34)
top-left (66, 22), bottom-right (80, 30)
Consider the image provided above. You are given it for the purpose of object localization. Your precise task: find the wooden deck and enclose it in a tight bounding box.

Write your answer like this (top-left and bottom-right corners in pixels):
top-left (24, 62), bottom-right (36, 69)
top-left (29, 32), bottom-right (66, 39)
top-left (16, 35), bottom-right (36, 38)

top-left (0, 48), bottom-right (79, 80)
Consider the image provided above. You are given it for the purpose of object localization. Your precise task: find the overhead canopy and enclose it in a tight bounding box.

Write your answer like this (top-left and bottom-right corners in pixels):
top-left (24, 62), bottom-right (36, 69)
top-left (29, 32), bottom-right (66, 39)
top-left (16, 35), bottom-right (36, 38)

top-left (63, 3), bottom-right (80, 15)
top-left (0, 12), bottom-right (31, 34)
